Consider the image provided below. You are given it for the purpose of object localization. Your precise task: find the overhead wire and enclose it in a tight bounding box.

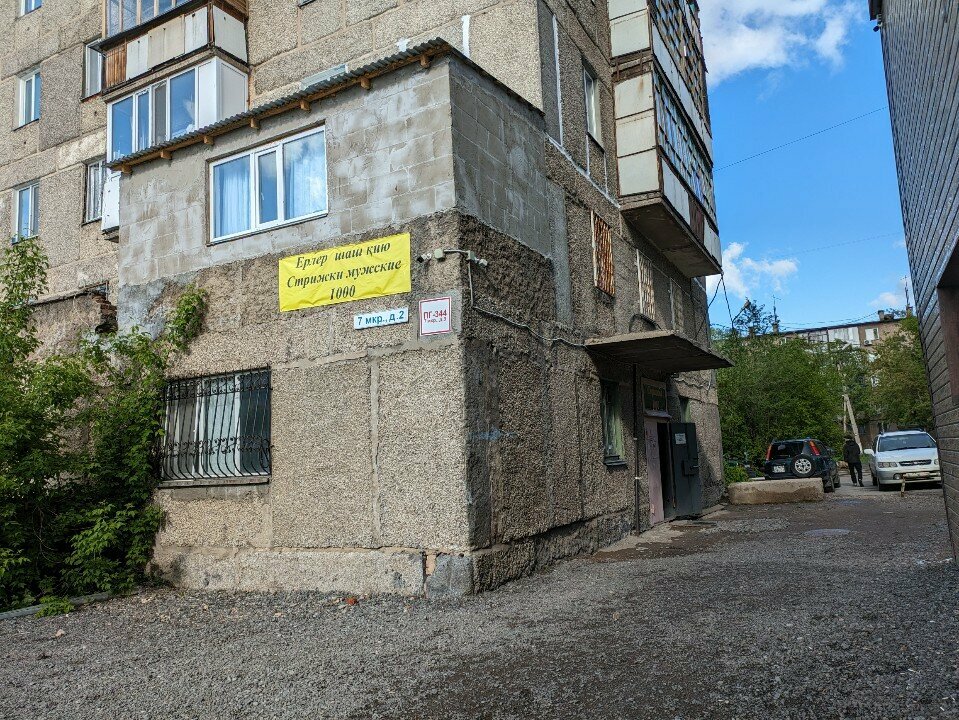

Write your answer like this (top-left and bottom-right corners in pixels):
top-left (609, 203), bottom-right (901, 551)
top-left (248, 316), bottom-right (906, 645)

top-left (715, 106), bottom-right (889, 172)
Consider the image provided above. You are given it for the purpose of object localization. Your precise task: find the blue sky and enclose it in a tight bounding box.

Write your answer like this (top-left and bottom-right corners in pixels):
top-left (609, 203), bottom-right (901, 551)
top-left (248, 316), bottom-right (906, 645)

top-left (700, 0), bottom-right (909, 331)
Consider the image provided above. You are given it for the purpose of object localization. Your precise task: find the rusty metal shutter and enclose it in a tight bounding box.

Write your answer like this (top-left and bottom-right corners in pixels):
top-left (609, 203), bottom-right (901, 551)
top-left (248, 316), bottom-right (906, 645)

top-left (592, 213), bottom-right (615, 296)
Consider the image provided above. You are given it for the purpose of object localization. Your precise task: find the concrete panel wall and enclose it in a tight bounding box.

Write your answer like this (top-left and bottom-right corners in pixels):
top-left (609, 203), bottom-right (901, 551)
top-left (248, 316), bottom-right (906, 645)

top-left (449, 60), bottom-right (551, 257)
top-left (0, 0), bottom-right (115, 303)
top-left (137, 211), bottom-right (471, 592)
top-left (247, 0), bottom-right (544, 111)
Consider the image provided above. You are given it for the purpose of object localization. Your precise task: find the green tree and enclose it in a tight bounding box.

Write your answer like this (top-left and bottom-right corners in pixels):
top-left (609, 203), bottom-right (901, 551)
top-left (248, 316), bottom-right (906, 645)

top-left (829, 341), bottom-right (877, 425)
top-left (716, 304), bottom-right (845, 465)
top-left (871, 316), bottom-right (933, 431)
top-left (0, 237), bottom-right (206, 610)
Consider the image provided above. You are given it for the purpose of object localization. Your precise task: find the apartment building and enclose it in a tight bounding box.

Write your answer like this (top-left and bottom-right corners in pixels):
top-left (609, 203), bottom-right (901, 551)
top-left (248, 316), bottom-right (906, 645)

top-left (5, 0), bottom-right (727, 595)
top-left (870, 1), bottom-right (959, 557)
top-left (784, 311), bottom-right (906, 352)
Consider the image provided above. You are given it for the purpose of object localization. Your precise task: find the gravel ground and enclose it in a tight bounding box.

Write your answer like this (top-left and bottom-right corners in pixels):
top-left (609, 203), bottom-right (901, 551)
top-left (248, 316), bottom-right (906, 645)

top-left (2, 481), bottom-right (957, 720)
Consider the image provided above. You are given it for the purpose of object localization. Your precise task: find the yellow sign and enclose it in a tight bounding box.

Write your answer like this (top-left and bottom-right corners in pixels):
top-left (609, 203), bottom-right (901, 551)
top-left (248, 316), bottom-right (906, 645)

top-left (279, 233), bottom-right (411, 312)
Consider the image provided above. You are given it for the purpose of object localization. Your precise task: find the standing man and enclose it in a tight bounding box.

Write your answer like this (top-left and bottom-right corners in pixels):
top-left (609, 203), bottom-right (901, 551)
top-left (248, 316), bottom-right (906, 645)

top-left (844, 436), bottom-right (863, 487)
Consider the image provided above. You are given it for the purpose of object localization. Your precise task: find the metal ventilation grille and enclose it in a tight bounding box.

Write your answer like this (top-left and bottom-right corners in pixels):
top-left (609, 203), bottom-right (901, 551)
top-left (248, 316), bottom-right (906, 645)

top-left (593, 213), bottom-right (615, 297)
top-left (160, 369), bottom-right (272, 481)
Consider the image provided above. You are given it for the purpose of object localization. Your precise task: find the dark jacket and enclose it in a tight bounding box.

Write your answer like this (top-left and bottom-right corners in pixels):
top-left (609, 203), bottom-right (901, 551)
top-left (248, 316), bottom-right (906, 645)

top-left (843, 439), bottom-right (862, 465)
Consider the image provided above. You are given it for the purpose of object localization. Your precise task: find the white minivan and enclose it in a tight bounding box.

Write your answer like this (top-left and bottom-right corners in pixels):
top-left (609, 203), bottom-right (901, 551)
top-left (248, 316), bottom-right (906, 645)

top-left (865, 431), bottom-right (941, 488)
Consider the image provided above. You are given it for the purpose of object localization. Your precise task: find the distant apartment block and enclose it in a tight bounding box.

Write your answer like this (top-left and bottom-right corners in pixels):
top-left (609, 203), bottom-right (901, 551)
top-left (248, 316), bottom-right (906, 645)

top-left (3, 0), bottom-right (728, 594)
top-left (782, 311), bottom-right (907, 353)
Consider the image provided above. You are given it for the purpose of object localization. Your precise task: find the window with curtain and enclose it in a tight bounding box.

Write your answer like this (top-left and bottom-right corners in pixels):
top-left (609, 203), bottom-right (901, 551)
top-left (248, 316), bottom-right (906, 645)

top-left (211, 127), bottom-right (328, 242)
top-left (15, 183), bottom-right (40, 241)
top-left (213, 157), bottom-right (251, 239)
top-left (601, 380), bottom-right (626, 464)
top-left (161, 369), bottom-right (272, 481)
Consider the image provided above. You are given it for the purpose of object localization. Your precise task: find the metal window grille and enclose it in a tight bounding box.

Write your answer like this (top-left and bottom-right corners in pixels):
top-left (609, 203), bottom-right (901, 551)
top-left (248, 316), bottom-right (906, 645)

top-left (670, 279), bottom-right (686, 333)
top-left (637, 251), bottom-right (656, 318)
top-left (85, 160), bottom-right (106, 223)
top-left (592, 213), bottom-right (615, 296)
top-left (160, 369), bottom-right (272, 481)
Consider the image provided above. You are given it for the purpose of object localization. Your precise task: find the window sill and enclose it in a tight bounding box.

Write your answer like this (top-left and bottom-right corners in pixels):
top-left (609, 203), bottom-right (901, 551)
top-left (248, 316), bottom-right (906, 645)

top-left (14, 119), bottom-right (39, 131)
top-left (210, 210), bottom-right (329, 246)
top-left (158, 475), bottom-right (270, 490)
top-left (604, 458), bottom-right (629, 468)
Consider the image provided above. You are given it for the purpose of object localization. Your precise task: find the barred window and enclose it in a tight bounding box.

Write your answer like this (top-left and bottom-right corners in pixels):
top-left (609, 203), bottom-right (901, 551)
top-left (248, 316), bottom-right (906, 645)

top-left (161, 369), bottom-right (272, 481)
top-left (637, 251), bottom-right (655, 318)
top-left (592, 213), bottom-right (615, 296)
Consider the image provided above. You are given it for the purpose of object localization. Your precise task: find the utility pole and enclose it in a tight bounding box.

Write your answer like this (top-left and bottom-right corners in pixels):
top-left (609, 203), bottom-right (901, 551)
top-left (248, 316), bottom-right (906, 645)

top-left (844, 393), bottom-right (862, 450)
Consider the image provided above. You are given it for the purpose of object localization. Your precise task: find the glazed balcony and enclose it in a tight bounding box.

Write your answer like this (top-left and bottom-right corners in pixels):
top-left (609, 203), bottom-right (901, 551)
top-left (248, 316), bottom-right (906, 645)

top-left (99, 0), bottom-right (248, 92)
top-left (614, 69), bottom-right (721, 278)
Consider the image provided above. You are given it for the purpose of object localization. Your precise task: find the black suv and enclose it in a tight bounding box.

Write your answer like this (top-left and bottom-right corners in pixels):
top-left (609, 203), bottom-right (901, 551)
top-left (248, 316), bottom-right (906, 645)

top-left (763, 438), bottom-right (840, 492)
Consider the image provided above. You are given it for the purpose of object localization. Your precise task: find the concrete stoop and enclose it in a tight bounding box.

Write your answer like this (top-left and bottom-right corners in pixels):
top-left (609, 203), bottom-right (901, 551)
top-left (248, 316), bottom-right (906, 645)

top-left (152, 511), bottom-right (634, 599)
top-left (727, 478), bottom-right (824, 505)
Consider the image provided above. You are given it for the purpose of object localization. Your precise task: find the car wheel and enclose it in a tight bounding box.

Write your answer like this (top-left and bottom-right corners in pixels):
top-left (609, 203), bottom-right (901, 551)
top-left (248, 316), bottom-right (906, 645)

top-left (791, 455), bottom-right (816, 478)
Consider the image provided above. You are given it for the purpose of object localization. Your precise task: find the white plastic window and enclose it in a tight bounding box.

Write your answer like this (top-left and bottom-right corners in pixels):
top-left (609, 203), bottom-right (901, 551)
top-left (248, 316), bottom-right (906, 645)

top-left (210, 127), bottom-right (328, 243)
top-left (108, 59), bottom-right (248, 161)
top-left (18, 69), bottom-right (41, 126)
top-left (15, 183), bottom-right (40, 241)
top-left (83, 43), bottom-right (104, 98)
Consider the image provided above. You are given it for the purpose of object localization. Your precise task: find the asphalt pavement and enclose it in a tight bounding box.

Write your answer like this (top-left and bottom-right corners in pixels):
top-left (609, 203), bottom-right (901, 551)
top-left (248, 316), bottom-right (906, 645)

top-left (1, 477), bottom-right (956, 720)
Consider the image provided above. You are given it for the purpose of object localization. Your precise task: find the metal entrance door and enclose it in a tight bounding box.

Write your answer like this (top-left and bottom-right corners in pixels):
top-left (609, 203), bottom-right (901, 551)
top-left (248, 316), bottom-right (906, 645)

top-left (669, 423), bottom-right (703, 518)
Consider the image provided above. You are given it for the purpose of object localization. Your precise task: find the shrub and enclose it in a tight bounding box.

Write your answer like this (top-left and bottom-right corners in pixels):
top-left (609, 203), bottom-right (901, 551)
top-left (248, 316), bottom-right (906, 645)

top-left (0, 237), bottom-right (206, 611)
top-left (724, 463), bottom-right (750, 486)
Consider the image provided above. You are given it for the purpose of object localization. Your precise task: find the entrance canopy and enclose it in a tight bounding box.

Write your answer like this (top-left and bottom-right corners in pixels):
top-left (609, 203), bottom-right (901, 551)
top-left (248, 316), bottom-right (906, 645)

top-left (585, 330), bottom-right (732, 373)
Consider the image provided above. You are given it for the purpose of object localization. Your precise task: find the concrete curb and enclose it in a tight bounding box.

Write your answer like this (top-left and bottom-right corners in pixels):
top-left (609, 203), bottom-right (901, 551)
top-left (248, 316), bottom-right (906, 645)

top-left (0, 592), bottom-right (114, 621)
top-left (727, 479), bottom-right (824, 505)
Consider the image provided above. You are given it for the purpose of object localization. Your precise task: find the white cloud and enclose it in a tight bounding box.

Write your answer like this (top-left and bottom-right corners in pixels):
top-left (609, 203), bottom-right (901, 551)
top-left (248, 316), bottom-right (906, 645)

top-left (699, 0), bottom-right (860, 86)
top-left (706, 242), bottom-right (799, 300)
top-left (869, 278), bottom-right (912, 309)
